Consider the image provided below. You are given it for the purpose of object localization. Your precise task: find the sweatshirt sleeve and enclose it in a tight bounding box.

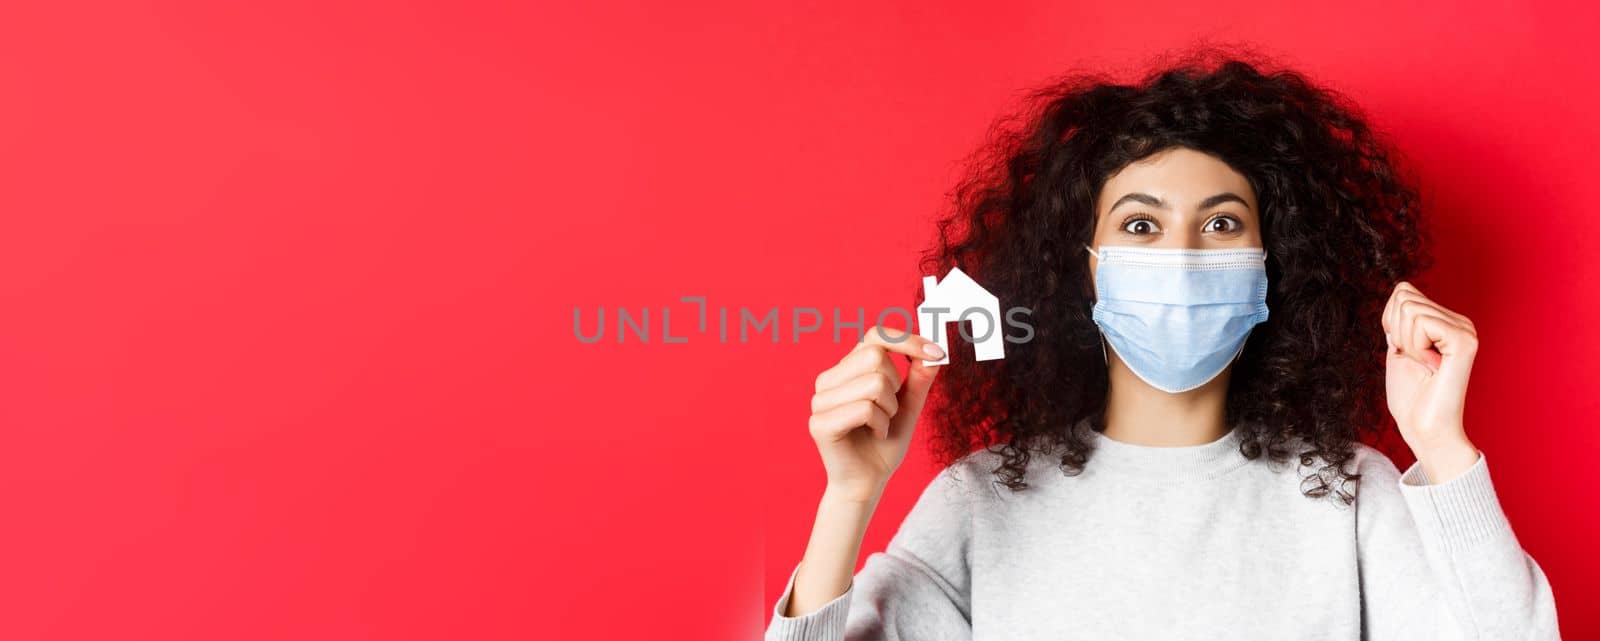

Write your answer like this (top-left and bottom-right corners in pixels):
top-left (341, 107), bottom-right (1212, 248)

top-left (765, 464), bottom-right (980, 641)
top-left (1356, 447), bottom-right (1561, 640)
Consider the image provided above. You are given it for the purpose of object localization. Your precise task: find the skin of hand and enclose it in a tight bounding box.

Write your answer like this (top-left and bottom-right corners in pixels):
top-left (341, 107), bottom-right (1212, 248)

top-left (1381, 281), bottom-right (1483, 484)
top-left (784, 326), bottom-right (944, 617)
top-left (808, 326), bottom-right (946, 501)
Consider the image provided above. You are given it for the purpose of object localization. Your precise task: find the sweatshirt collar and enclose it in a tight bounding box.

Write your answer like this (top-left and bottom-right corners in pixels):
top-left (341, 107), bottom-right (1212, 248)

top-left (1072, 417), bottom-right (1251, 480)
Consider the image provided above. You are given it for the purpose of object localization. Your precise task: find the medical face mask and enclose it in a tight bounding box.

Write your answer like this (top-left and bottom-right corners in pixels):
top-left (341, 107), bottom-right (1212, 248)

top-left (1085, 245), bottom-right (1270, 394)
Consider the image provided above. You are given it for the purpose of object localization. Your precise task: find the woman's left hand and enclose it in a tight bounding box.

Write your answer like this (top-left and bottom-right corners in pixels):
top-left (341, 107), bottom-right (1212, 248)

top-left (1382, 281), bottom-right (1482, 483)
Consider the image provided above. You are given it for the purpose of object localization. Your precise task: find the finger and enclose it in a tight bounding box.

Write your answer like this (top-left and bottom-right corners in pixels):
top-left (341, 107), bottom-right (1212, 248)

top-left (808, 399), bottom-right (892, 441)
top-left (1401, 308), bottom-right (1451, 371)
top-left (811, 371), bottom-right (900, 417)
top-left (861, 326), bottom-right (945, 440)
top-left (1400, 302), bottom-right (1473, 372)
top-left (1388, 284), bottom-right (1455, 353)
top-left (1396, 293), bottom-right (1443, 347)
top-left (1415, 313), bottom-right (1479, 386)
top-left (859, 325), bottom-right (947, 363)
top-left (1392, 283), bottom-right (1473, 328)
top-left (887, 356), bottom-right (941, 441)
top-left (1381, 282), bottom-right (1406, 345)
top-left (1394, 296), bottom-right (1461, 327)
top-left (815, 346), bottom-right (901, 393)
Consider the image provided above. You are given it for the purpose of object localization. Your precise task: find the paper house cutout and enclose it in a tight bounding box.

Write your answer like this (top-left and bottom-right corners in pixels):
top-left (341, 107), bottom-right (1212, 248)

top-left (918, 267), bottom-right (1005, 365)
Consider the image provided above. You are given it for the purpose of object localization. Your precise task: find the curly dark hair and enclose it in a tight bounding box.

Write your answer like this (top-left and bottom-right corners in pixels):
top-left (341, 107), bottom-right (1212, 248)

top-left (917, 47), bottom-right (1431, 504)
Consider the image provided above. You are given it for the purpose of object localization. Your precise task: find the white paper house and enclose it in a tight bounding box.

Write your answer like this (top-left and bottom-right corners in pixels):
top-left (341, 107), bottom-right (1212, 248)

top-left (917, 267), bottom-right (1005, 365)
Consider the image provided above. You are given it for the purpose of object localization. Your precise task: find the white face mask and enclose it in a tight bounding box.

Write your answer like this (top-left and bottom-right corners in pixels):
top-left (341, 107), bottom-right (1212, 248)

top-left (1086, 245), bottom-right (1270, 393)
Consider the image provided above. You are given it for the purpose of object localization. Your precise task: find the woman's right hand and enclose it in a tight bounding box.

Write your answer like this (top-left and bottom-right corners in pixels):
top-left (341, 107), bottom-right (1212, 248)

top-left (808, 326), bottom-right (945, 502)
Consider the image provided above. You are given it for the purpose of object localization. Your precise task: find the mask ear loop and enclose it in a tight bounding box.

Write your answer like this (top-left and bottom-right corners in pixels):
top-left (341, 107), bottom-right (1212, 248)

top-left (1228, 248), bottom-right (1269, 368)
top-left (1084, 244), bottom-right (1109, 366)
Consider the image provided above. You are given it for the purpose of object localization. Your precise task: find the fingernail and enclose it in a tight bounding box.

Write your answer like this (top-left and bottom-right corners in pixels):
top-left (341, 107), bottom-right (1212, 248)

top-left (923, 343), bottom-right (946, 359)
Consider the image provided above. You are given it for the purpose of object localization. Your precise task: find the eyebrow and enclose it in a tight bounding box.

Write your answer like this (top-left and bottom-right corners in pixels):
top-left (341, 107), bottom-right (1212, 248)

top-left (1106, 191), bottom-right (1251, 214)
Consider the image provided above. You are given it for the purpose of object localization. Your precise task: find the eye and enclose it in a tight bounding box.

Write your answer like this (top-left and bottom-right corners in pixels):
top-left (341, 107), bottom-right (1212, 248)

top-left (1204, 215), bottom-right (1242, 234)
top-left (1119, 215), bottom-right (1161, 235)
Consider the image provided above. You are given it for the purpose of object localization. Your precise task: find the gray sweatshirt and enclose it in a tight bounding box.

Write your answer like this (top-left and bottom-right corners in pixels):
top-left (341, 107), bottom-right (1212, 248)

top-left (765, 420), bottom-right (1561, 640)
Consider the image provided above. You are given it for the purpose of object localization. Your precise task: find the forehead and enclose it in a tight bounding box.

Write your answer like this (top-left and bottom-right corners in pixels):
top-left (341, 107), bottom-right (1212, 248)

top-left (1098, 147), bottom-right (1257, 210)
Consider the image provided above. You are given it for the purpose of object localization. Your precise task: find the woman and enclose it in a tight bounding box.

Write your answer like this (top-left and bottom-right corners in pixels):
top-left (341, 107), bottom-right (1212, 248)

top-left (766, 52), bottom-right (1562, 640)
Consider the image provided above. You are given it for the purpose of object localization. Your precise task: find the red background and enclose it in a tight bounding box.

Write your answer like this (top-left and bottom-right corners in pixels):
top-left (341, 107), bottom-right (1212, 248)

top-left (0, 1), bottom-right (1595, 639)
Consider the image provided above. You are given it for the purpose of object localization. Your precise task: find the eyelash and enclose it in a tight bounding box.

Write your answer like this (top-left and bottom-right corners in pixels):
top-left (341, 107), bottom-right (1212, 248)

top-left (1206, 215), bottom-right (1243, 233)
top-left (1120, 214), bottom-right (1159, 234)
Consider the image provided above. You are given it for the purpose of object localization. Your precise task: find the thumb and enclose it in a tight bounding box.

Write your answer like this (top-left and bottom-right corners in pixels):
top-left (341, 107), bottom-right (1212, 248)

top-left (888, 359), bottom-right (941, 439)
